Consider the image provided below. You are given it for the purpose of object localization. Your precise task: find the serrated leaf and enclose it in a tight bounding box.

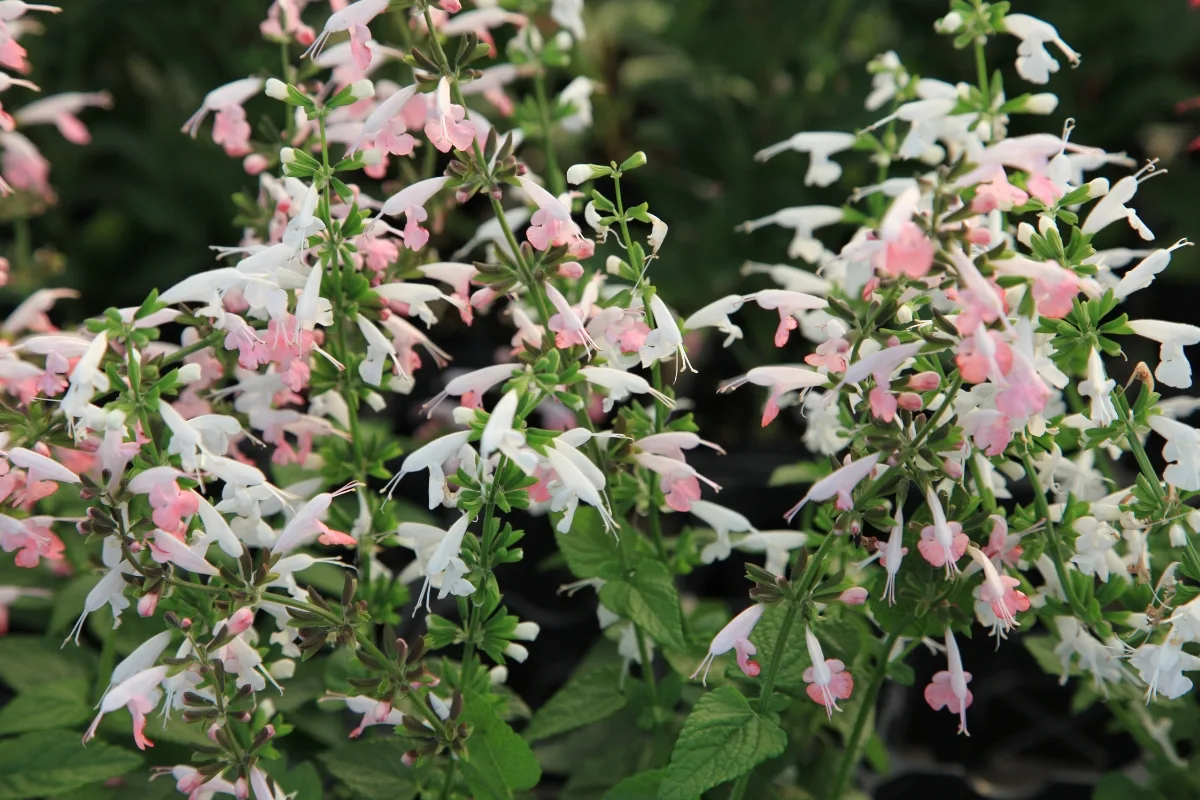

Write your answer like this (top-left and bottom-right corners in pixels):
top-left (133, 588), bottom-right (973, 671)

top-left (599, 562), bottom-right (686, 652)
top-left (460, 688), bottom-right (540, 799)
top-left (603, 769), bottom-right (665, 799)
top-left (658, 686), bottom-right (787, 800)
top-left (0, 730), bottom-right (142, 800)
top-left (555, 507), bottom-right (622, 581)
top-left (525, 664), bottom-right (627, 742)
top-left (316, 739), bottom-right (417, 800)
top-left (0, 679), bottom-right (92, 735)
top-left (0, 636), bottom-right (96, 692)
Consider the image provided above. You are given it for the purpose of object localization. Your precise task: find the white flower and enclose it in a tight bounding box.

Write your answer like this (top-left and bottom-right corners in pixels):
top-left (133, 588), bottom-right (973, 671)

top-left (1128, 319), bottom-right (1200, 389)
top-left (399, 514), bottom-right (475, 613)
top-left (551, 0), bottom-right (585, 40)
top-left (1002, 13), bottom-right (1081, 85)
top-left (1077, 348), bottom-right (1117, 427)
top-left (682, 295), bottom-right (745, 348)
top-left (738, 205), bottom-right (844, 263)
top-left (1081, 163), bottom-right (1162, 240)
top-left (864, 51), bottom-right (909, 111)
top-left (802, 390), bottom-right (850, 455)
top-left (1131, 633), bottom-right (1200, 702)
top-left (753, 131), bottom-right (857, 187)
top-left (734, 530), bottom-right (808, 576)
top-left (383, 430), bottom-right (473, 508)
top-left (1113, 239), bottom-right (1192, 300)
top-left (1148, 415), bottom-right (1200, 492)
top-left (1070, 516), bottom-right (1117, 581)
top-left (689, 500), bottom-right (757, 564)
top-left (579, 366), bottom-right (675, 411)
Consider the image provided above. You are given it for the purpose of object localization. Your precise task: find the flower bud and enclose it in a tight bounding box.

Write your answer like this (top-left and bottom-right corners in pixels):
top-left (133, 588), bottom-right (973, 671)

top-left (269, 659), bottom-right (296, 680)
top-left (1085, 178), bottom-right (1110, 199)
top-left (280, 147), bottom-right (297, 164)
top-left (558, 261), bottom-right (584, 278)
top-left (227, 607), bottom-right (256, 636)
top-left (452, 406), bottom-right (476, 425)
top-left (1017, 221), bottom-right (1036, 247)
top-left (897, 392), bottom-right (923, 411)
top-left (243, 153), bottom-right (268, 175)
top-left (1037, 215), bottom-right (1058, 237)
top-left (513, 621), bottom-right (541, 641)
top-left (567, 163), bottom-right (609, 185)
top-left (1171, 523), bottom-right (1188, 547)
top-left (365, 391), bottom-right (386, 411)
top-left (360, 148), bottom-right (382, 166)
top-left (619, 151), bottom-right (648, 171)
top-left (177, 362), bottom-right (203, 384)
top-left (489, 666), bottom-right (509, 685)
top-left (138, 592), bottom-right (160, 617)
top-left (349, 79), bottom-right (375, 101)
top-left (605, 255), bottom-right (624, 275)
top-left (934, 11), bottom-right (963, 33)
top-left (504, 643), bottom-right (529, 663)
top-left (1189, 510), bottom-right (1200, 532)
top-left (1023, 93), bottom-right (1058, 114)
top-left (839, 587), bottom-right (868, 605)
top-left (896, 303), bottom-right (913, 324)
top-left (265, 78), bottom-right (289, 101)
top-left (908, 371), bottom-right (940, 391)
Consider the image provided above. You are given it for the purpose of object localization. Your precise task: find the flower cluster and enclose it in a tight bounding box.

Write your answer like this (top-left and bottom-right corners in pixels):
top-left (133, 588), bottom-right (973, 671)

top-left (1, 1), bottom-right (1198, 798)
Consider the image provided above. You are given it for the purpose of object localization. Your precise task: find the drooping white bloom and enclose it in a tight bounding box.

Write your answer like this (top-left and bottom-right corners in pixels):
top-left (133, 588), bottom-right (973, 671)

top-left (1127, 319), bottom-right (1200, 389)
top-left (1114, 239), bottom-right (1192, 300)
top-left (84, 665), bottom-right (169, 749)
top-left (1076, 348), bottom-right (1117, 427)
top-left (740, 262), bottom-right (832, 295)
top-left (414, 514), bottom-right (474, 613)
top-left (383, 430), bottom-right (473, 507)
top-left (1148, 416), bottom-right (1200, 492)
top-left (738, 205), bottom-right (844, 262)
top-left (1070, 516), bottom-right (1117, 581)
top-left (1052, 617), bottom-right (1125, 693)
top-left (734, 530), bottom-right (808, 576)
top-left (753, 131), bottom-right (857, 187)
top-left (356, 314), bottom-right (402, 386)
top-left (640, 294), bottom-right (694, 376)
top-left (347, 82), bottom-right (417, 156)
top-left (1131, 633), bottom-right (1200, 703)
top-left (579, 366), bottom-right (675, 412)
top-left (1001, 14), bottom-right (1081, 85)
top-left (689, 499), bottom-right (756, 564)
top-left (480, 390), bottom-right (539, 474)
top-left (881, 509), bottom-right (907, 605)
top-left (5, 446), bottom-right (79, 484)
top-left (1081, 162), bottom-right (1163, 240)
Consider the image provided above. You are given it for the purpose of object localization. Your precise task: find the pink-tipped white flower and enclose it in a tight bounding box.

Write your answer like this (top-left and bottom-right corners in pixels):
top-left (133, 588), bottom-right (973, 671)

top-left (689, 499), bottom-right (756, 564)
top-left (14, 90), bottom-right (111, 144)
top-left (544, 283), bottom-right (599, 353)
top-left (181, 77), bottom-right (262, 157)
top-left (424, 363), bottom-right (518, 415)
top-left (718, 365), bottom-right (829, 427)
top-left (270, 483), bottom-right (361, 555)
top-left (302, 0), bottom-right (389, 68)
top-left (783, 451), bottom-right (883, 523)
top-left (378, 176), bottom-right (450, 251)
top-left (323, 695), bottom-right (405, 738)
top-left (924, 629), bottom-right (973, 735)
top-left (803, 627), bottom-right (854, 717)
top-left (423, 76), bottom-right (475, 153)
top-left (690, 603), bottom-right (765, 685)
top-left (633, 452), bottom-right (720, 513)
top-left (967, 545), bottom-right (1029, 640)
top-left (743, 289), bottom-right (828, 348)
top-left (347, 82), bottom-right (418, 156)
top-left (84, 665), bottom-right (168, 750)
top-left (917, 486), bottom-right (968, 578)
top-left (683, 295), bottom-right (745, 347)
top-left (881, 509), bottom-right (908, 605)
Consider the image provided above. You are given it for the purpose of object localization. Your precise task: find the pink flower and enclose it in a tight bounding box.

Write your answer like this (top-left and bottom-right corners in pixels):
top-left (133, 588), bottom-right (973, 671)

top-left (14, 91), bottom-right (112, 145)
top-left (803, 627), bottom-right (854, 717)
top-left (839, 587), bottom-right (868, 605)
top-left (960, 409), bottom-right (1013, 457)
top-left (379, 176), bottom-right (450, 253)
top-left (880, 221), bottom-right (935, 278)
top-left (917, 486), bottom-right (968, 577)
top-left (969, 546), bottom-right (1029, 636)
top-left (261, 0), bottom-right (317, 45)
top-left (955, 328), bottom-right (1012, 384)
top-left (993, 355), bottom-right (1050, 422)
top-left (0, 130), bottom-right (50, 197)
top-left (743, 289), bottom-right (828, 347)
top-left (783, 451), bottom-right (882, 522)
top-left (424, 77), bottom-right (474, 153)
top-left (982, 514), bottom-right (1023, 567)
top-left (302, 0), bottom-right (389, 64)
top-left (1026, 172), bottom-right (1063, 206)
top-left (971, 166), bottom-right (1029, 213)
top-left (691, 604), bottom-right (765, 685)
top-left (897, 391), bottom-right (923, 411)
top-left (518, 176), bottom-right (594, 256)
top-left (633, 452), bottom-right (720, 513)
top-left (805, 335), bottom-right (850, 372)
top-left (924, 629), bottom-right (973, 735)
top-left (718, 365), bottom-right (829, 427)
top-left (181, 77), bottom-right (262, 154)
top-left (868, 385), bottom-right (898, 422)
top-left (907, 371), bottom-right (940, 391)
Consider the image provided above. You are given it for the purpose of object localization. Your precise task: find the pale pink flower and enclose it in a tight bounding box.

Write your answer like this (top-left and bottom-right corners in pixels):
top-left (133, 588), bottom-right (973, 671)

top-left (690, 603), bottom-right (765, 685)
top-left (181, 77), bottom-right (263, 155)
top-left (971, 166), bottom-right (1029, 213)
top-left (743, 289), bottom-right (828, 347)
top-left (803, 627), bottom-right (853, 717)
top-left (302, 0), bottom-right (389, 67)
top-left (879, 510), bottom-right (907, 605)
top-left (439, 7), bottom-right (526, 56)
top-left (84, 665), bottom-right (168, 750)
top-left (518, 176), bottom-right (593, 257)
top-left (956, 328), bottom-right (1012, 385)
top-left (968, 545), bottom-right (1029, 638)
top-left (924, 629), bottom-right (973, 735)
top-left (261, 0), bottom-right (316, 46)
top-left (839, 587), bottom-right (868, 605)
top-left (270, 483), bottom-right (362, 555)
top-left (127, 466), bottom-right (199, 534)
top-left (423, 76), bottom-right (475, 153)
top-left (868, 385), bottom-right (898, 422)
top-left (0, 130), bottom-right (49, 196)
top-left (423, 363), bottom-right (518, 415)
top-left (633, 452), bottom-right (721, 512)
top-left (14, 91), bottom-right (111, 144)
top-left (917, 486), bottom-right (968, 577)
top-left (378, 176), bottom-right (450, 251)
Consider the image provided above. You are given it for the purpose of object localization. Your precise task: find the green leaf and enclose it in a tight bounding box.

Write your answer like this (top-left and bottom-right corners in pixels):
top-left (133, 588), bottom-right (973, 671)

top-left (0, 730), bottom-right (142, 800)
top-left (1093, 773), bottom-right (1165, 800)
top-left (658, 686), bottom-right (787, 800)
top-left (556, 507), bottom-right (622, 581)
top-left (460, 689), bottom-right (540, 799)
top-left (0, 679), bottom-right (92, 735)
top-left (316, 739), bottom-right (417, 800)
top-left (600, 562), bottom-right (687, 652)
top-left (525, 664), bottom-right (627, 742)
top-left (0, 636), bottom-right (97, 692)
top-left (604, 769), bottom-right (665, 799)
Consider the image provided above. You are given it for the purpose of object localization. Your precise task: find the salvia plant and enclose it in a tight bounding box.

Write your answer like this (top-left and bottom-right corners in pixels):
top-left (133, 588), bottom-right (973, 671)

top-left (1, 0), bottom-right (1199, 798)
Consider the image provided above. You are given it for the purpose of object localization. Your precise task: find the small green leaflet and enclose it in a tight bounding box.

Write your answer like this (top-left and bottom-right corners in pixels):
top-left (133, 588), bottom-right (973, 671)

top-left (524, 664), bottom-right (627, 742)
top-left (0, 730), bottom-right (142, 800)
top-left (460, 688), bottom-right (540, 799)
top-left (658, 686), bottom-right (787, 800)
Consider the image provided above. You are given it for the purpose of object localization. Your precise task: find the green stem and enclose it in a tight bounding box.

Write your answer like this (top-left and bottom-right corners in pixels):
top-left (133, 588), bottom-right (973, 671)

top-left (969, 452), bottom-right (997, 514)
top-left (829, 627), bottom-right (905, 800)
top-left (1021, 452), bottom-right (1091, 622)
top-left (1114, 389), bottom-right (1165, 501)
top-left (909, 375), bottom-right (963, 451)
top-left (160, 332), bottom-right (225, 368)
top-left (533, 71), bottom-right (564, 196)
top-left (437, 760), bottom-right (457, 800)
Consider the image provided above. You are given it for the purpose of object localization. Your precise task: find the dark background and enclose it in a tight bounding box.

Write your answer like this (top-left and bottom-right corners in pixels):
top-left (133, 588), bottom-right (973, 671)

top-left (6, 1), bottom-right (1199, 797)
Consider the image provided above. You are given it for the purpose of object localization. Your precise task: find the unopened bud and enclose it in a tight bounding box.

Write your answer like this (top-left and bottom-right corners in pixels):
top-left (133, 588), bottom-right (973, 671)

top-left (279, 147), bottom-right (297, 164)
top-left (934, 11), bottom-right (964, 33)
top-left (1017, 221), bottom-right (1036, 247)
top-left (503, 643), bottom-right (529, 663)
top-left (566, 163), bottom-right (609, 185)
top-left (177, 362), bottom-right (203, 384)
top-left (897, 392), bottom-right (923, 411)
top-left (1023, 93), bottom-right (1058, 115)
top-left (226, 607), bottom-right (256, 636)
top-left (1086, 177), bottom-right (1110, 199)
top-left (895, 303), bottom-right (913, 324)
top-left (605, 255), bottom-right (624, 275)
top-left (265, 78), bottom-right (289, 101)
top-left (513, 621), bottom-right (541, 641)
top-left (619, 151), bottom-right (647, 171)
top-left (489, 665), bottom-right (509, 685)
top-left (839, 587), bottom-right (869, 605)
top-left (907, 371), bottom-right (940, 392)
top-left (349, 79), bottom-right (375, 101)
top-left (360, 148), bottom-right (382, 166)
top-left (1171, 523), bottom-right (1188, 547)
top-left (269, 659), bottom-right (296, 680)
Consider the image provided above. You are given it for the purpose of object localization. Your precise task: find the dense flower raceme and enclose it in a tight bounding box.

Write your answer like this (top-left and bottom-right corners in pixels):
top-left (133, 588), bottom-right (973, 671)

top-left (2, 1), bottom-right (1200, 799)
